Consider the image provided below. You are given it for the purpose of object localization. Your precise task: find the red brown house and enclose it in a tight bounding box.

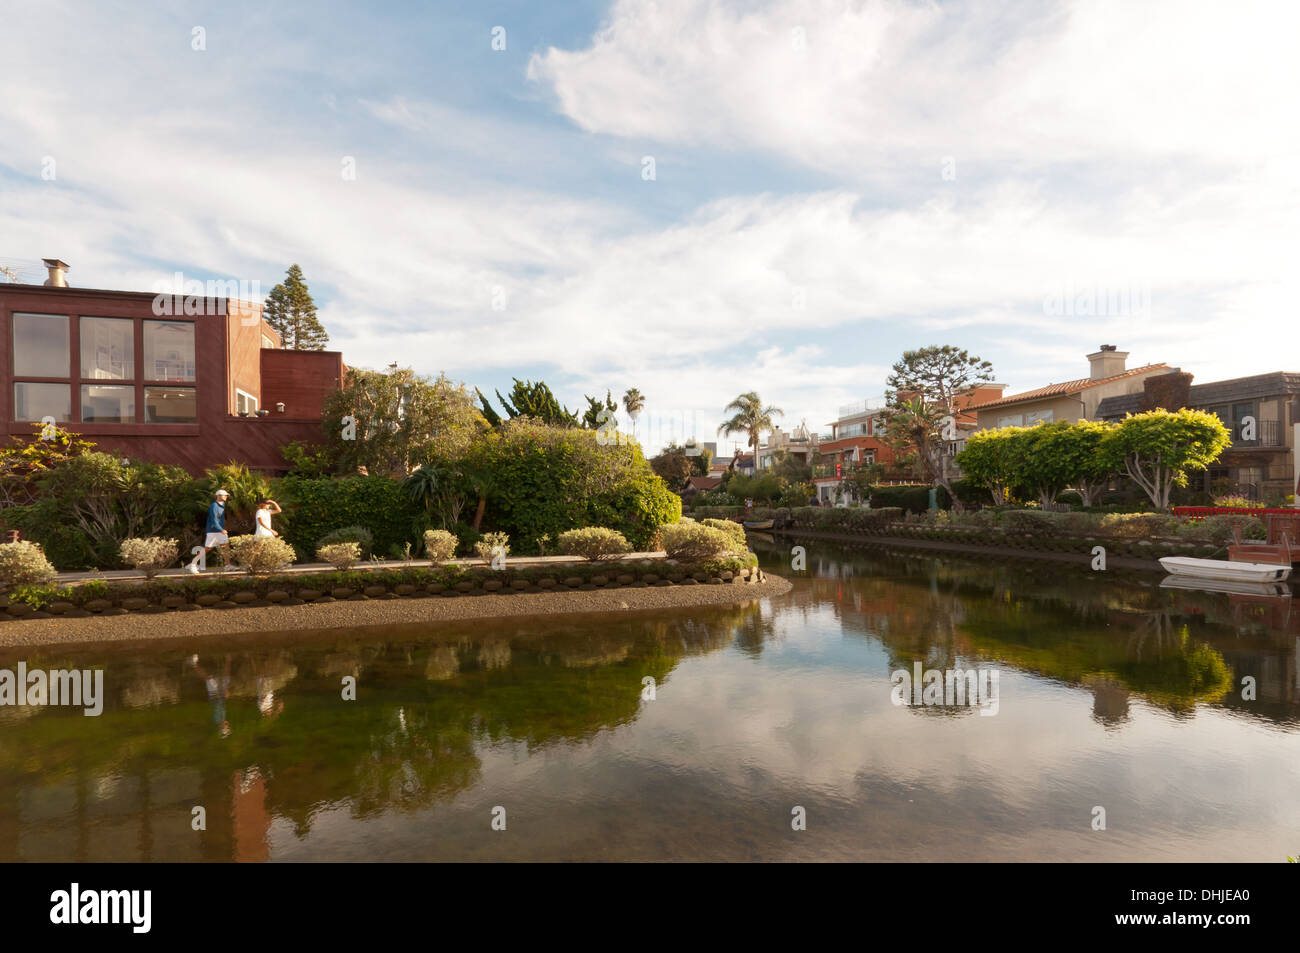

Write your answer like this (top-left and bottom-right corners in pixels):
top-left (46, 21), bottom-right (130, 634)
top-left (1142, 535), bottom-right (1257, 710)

top-left (1, 261), bottom-right (344, 475)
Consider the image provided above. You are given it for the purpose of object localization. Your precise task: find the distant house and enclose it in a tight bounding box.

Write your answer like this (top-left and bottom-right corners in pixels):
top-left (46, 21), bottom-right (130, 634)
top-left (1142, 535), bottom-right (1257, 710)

top-left (813, 386), bottom-right (1005, 504)
top-left (967, 345), bottom-right (1174, 431)
top-left (681, 475), bottom-right (723, 502)
top-left (754, 420), bottom-right (818, 471)
top-left (1, 260), bottom-right (345, 475)
top-left (1097, 370), bottom-right (1300, 502)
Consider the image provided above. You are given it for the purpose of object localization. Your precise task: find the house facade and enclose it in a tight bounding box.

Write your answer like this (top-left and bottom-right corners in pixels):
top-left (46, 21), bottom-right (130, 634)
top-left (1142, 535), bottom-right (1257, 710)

top-left (967, 346), bottom-right (1174, 431)
top-left (1, 263), bottom-right (344, 475)
top-left (754, 421), bottom-right (819, 471)
top-left (1097, 371), bottom-right (1300, 503)
top-left (812, 385), bottom-right (1007, 504)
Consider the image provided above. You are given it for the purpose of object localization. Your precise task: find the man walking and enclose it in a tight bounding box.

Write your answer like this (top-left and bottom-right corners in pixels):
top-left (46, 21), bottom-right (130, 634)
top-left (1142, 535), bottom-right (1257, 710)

top-left (188, 489), bottom-right (231, 573)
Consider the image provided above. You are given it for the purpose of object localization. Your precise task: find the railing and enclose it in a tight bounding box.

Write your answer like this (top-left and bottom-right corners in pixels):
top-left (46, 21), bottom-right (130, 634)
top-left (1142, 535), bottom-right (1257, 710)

top-left (1229, 419), bottom-right (1283, 447)
top-left (813, 461), bottom-right (876, 479)
top-left (837, 398), bottom-right (885, 419)
top-left (1172, 506), bottom-right (1299, 517)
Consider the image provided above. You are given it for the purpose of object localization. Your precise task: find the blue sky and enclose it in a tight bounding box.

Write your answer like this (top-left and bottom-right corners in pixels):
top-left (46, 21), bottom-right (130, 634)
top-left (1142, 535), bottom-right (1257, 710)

top-left (3, 0), bottom-right (1297, 454)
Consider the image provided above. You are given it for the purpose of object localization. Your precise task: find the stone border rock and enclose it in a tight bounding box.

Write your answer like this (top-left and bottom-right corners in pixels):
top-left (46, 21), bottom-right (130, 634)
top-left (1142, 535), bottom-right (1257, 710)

top-left (0, 572), bottom-right (790, 649)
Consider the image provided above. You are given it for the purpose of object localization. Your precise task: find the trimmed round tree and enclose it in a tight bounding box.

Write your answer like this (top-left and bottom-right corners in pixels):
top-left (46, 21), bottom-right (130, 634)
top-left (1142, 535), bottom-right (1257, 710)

top-left (1101, 409), bottom-right (1231, 511)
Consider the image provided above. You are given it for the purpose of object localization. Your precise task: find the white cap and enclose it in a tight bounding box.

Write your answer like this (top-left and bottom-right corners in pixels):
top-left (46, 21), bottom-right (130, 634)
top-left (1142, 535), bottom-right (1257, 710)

top-left (215, 488), bottom-right (230, 498)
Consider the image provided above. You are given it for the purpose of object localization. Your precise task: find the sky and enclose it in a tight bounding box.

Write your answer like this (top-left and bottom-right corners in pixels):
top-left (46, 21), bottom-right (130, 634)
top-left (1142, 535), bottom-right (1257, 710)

top-left (2, 0), bottom-right (1297, 456)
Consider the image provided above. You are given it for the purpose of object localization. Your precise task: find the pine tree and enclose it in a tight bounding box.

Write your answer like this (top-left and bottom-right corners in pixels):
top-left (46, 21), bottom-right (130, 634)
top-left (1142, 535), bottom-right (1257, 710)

top-left (263, 264), bottom-right (329, 350)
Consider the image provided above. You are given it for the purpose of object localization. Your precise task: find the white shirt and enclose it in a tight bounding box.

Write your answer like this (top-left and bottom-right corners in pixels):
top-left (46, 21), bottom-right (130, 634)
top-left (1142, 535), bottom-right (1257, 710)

top-left (254, 508), bottom-right (274, 537)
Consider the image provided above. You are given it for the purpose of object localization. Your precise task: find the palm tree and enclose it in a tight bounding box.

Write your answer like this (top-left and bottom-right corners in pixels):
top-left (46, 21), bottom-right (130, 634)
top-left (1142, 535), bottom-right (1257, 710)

top-left (622, 388), bottom-right (646, 439)
top-left (716, 392), bottom-right (783, 472)
top-left (463, 464), bottom-right (497, 533)
top-left (401, 463), bottom-right (447, 526)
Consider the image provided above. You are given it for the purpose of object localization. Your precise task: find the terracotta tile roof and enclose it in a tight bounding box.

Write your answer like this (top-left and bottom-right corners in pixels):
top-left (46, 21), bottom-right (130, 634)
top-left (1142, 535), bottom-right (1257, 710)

top-left (966, 364), bottom-right (1170, 411)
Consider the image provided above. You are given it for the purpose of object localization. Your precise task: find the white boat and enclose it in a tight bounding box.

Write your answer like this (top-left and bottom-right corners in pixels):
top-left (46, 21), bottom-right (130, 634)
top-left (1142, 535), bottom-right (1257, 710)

top-left (1158, 556), bottom-right (1292, 584)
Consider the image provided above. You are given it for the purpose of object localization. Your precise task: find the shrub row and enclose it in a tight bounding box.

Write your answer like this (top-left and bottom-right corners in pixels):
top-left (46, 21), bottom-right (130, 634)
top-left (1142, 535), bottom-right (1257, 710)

top-left (0, 555), bottom-right (762, 618)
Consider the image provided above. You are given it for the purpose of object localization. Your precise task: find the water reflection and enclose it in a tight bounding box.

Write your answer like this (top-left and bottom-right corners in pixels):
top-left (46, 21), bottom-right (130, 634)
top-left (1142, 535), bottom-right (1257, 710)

top-left (0, 541), bottom-right (1296, 862)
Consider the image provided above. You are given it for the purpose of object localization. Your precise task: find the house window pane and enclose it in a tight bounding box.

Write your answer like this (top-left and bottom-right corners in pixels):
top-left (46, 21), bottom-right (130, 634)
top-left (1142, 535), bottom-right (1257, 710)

top-left (144, 386), bottom-right (197, 423)
top-left (12, 313), bottom-right (69, 377)
top-left (143, 321), bottom-right (196, 381)
top-left (236, 391), bottom-right (258, 415)
top-left (80, 317), bottom-right (135, 380)
top-left (14, 382), bottom-right (71, 422)
top-left (80, 384), bottom-right (135, 423)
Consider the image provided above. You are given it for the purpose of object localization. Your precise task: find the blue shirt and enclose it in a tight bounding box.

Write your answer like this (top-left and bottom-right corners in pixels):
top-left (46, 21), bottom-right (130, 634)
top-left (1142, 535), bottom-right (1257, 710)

top-left (205, 501), bottom-right (226, 534)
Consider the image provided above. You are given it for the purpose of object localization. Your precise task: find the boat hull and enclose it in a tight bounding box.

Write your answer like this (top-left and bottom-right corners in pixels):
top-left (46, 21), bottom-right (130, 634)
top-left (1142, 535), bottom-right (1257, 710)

top-left (1159, 556), bottom-right (1292, 583)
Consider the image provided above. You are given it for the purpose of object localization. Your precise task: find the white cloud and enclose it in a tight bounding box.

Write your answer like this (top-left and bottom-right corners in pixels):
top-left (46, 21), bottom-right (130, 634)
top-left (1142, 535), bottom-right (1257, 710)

top-left (2, 0), bottom-right (1297, 454)
top-left (529, 0), bottom-right (1300, 172)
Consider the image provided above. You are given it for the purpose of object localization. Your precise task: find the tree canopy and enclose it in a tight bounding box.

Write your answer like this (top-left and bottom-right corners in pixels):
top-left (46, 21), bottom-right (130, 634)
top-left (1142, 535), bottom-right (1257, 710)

top-left (717, 393), bottom-right (783, 463)
top-left (263, 264), bottom-right (329, 350)
top-left (1101, 409), bottom-right (1231, 510)
top-left (321, 367), bottom-right (487, 477)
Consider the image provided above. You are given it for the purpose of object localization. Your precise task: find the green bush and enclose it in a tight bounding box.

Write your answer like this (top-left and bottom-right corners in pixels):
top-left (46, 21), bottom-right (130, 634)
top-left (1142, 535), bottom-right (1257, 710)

top-left (423, 529), bottom-right (458, 564)
top-left (479, 421), bottom-right (680, 552)
top-left (0, 540), bottom-right (58, 587)
top-left (228, 535), bottom-right (297, 575)
top-left (556, 527), bottom-right (633, 561)
top-left (659, 523), bottom-right (732, 562)
top-left (699, 518), bottom-right (747, 553)
top-left (475, 531), bottom-right (510, 565)
top-left (1098, 513), bottom-right (1181, 538)
top-left (315, 524), bottom-right (376, 558)
top-left (866, 484), bottom-right (936, 514)
top-left (316, 541), bottom-right (361, 570)
top-left (119, 537), bottom-right (180, 579)
top-left (277, 476), bottom-right (422, 561)
top-left (6, 451), bottom-right (203, 569)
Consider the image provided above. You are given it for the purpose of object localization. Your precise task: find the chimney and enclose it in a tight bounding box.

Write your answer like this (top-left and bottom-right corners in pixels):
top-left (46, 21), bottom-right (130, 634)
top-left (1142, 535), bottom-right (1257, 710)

top-left (41, 258), bottom-right (70, 288)
top-left (1086, 344), bottom-right (1127, 380)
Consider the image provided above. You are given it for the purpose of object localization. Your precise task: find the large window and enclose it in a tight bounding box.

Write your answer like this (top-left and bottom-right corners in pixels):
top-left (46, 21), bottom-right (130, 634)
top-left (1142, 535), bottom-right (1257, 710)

top-left (80, 317), bottom-right (135, 380)
top-left (12, 313), bottom-right (200, 425)
top-left (13, 313), bottom-right (71, 423)
top-left (145, 386), bottom-right (197, 423)
top-left (81, 385), bottom-right (135, 423)
top-left (143, 321), bottom-right (195, 382)
top-left (13, 313), bottom-right (69, 377)
top-left (14, 382), bottom-right (71, 422)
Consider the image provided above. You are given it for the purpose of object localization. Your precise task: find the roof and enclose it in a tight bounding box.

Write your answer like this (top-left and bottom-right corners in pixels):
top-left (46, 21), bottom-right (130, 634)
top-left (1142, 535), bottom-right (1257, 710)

top-left (967, 364), bottom-right (1170, 412)
top-left (1095, 393), bottom-right (1144, 420)
top-left (686, 476), bottom-right (722, 491)
top-left (1097, 371), bottom-right (1300, 420)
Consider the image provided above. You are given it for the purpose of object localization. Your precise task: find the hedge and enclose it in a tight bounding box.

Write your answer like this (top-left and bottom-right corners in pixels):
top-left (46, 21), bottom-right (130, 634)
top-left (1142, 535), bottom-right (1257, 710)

top-left (274, 475), bottom-right (425, 561)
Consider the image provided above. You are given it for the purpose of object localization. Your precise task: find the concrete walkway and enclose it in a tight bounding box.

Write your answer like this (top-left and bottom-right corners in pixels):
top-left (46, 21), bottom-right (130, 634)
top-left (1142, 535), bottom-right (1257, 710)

top-left (55, 552), bottom-right (669, 586)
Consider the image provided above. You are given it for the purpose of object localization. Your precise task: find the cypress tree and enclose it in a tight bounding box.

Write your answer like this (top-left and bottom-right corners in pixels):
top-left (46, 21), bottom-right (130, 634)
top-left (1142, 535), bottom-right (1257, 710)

top-left (263, 264), bottom-right (329, 350)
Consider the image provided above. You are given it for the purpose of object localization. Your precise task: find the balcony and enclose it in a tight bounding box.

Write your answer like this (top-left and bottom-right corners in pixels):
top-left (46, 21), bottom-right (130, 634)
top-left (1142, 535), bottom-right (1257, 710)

top-left (1229, 419), bottom-right (1283, 448)
top-left (836, 398), bottom-right (885, 420)
top-left (813, 460), bottom-right (875, 480)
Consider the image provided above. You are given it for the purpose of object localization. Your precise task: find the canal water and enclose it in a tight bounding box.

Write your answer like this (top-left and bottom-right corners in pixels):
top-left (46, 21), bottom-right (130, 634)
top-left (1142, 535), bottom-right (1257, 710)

top-left (2, 540), bottom-right (1297, 861)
